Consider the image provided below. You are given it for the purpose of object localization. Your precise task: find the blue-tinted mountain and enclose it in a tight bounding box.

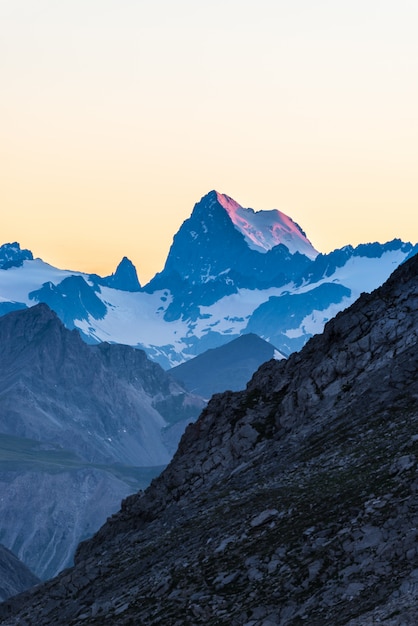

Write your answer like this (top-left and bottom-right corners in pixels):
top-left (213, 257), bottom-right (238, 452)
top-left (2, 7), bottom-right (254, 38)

top-left (90, 256), bottom-right (141, 292)
top-left (0, 302), bottom-right (27, 317)
top-left (298, 239), bottom-right (416, 285)
top-left (171, 333), bottom-right (285, 399)
top-left (28, 275), bottom-right (107, 332)
top-left (403, 243), bottom-right (418, 263)
top-left (146, 190), bottom-right (315, 319)
top-left (0, 243), bottom-right (32, 270)
top-left (246, 282), bottom-right (352, 353)
top-left (0, 303), bottom-right (202, 465)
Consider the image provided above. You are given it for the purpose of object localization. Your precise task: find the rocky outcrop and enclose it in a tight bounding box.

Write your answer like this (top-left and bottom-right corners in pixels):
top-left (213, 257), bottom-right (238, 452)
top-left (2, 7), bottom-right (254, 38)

top-left (1, 254), bottom-right (418, 624)
top-left (29, 276), bottom-right (107, 329)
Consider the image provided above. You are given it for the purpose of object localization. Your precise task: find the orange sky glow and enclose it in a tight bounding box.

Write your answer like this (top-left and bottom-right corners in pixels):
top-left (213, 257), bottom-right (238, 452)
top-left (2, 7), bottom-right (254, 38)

top-left (1, 0), bottom-right (417, 284)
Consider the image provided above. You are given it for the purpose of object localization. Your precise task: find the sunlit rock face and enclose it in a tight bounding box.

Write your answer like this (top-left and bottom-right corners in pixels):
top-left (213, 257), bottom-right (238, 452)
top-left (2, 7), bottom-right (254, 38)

top-left (215, 190), bottom-right (317, 258)
top-left (2, 248), bottom-right (418, 625)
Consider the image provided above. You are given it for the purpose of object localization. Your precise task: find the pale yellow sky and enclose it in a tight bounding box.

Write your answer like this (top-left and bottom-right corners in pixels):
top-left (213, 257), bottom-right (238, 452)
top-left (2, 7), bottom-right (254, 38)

top-left (1, 0), bottom-right (417, 284)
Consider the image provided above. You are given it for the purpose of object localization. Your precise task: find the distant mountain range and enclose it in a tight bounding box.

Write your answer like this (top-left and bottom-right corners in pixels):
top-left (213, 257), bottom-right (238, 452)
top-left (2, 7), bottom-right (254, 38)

top-left (0, 304), bottom-right (204, 580)
top-left (0, 190), bottom-right (416, 369)
top-left (4, 220), bottom-right (418, 625)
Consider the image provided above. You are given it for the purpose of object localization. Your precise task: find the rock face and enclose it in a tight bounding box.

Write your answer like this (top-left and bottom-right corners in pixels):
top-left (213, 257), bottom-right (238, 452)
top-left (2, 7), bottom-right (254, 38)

top-left (2, 253), bottom-right (418, 623)
top-left (0, 545), bottom-right (39, 602)
top-left (0, 304), bottom-right (204, 580)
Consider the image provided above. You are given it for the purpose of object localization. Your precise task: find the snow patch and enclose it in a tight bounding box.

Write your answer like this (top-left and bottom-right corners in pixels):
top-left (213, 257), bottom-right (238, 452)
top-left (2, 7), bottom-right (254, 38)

top-left (273, 350), bottom-right (286, 360)
top-left (0, 259), bottom-right (86, 304)
top-left (195, 284), bottom-right (295, 338)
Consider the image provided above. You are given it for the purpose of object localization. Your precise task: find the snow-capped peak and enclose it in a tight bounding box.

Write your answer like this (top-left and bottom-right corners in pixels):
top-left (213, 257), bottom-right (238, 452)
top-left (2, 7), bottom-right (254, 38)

top-left (215, 191), bottom-right (318, 260)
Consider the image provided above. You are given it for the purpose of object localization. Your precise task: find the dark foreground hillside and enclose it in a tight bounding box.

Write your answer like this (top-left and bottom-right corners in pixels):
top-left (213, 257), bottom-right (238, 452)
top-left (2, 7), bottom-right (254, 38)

top-left (1, 253), bottom-right (418, 624)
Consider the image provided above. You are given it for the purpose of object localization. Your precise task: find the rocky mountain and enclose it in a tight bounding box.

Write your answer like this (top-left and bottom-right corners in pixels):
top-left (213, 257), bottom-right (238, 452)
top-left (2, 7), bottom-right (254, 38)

top-left (0, 304), bottom-right (203, 580)
top-left (29, 275), bottom-right (107, 334)
top-left (90, 256), bottom-right (141, 292)
top-left (2, 245), bottom-right (418, 624)
top-left (0, 545), bottom-right (39, 603)
top-left (0, 192), bottom-right (416, 367)
top-left (0, 243), bottom-right (32, 270)
top-left (146, 191), bottom-right (316, 319)
top-left (170, 333), bottom-right (285, 399)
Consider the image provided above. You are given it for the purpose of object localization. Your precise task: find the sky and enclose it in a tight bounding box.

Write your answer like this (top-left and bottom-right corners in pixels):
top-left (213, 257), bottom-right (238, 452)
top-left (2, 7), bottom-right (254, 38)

top-left (1, 0), bottom-right (417, 284)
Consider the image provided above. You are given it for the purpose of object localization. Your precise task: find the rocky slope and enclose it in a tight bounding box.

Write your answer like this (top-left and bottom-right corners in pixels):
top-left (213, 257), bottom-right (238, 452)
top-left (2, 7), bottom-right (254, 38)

top-left (1, 250), bottom-right (418, 623)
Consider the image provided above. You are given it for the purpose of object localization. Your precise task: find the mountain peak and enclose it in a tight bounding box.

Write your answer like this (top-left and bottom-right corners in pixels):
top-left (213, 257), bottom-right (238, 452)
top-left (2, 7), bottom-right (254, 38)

top-left (89, 256), bottom-right (141, 292)
top-left (0, 242), bottom-right (33, 269)
top-left (111, 256), bottom-right (141, 292)
top-left (12, 301), bottom-right (58, 325)
top-left (213, 191), bottom-right (318, 259)
top-left (0, 302), bottom-right (71, 357)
